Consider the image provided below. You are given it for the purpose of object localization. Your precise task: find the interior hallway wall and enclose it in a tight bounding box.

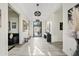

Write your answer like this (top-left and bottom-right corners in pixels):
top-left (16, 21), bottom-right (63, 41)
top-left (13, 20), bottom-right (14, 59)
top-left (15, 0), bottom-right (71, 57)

top-left (9, 3), bottom-right (30, 44)
top-left (52, 6), bottom-right (63, 42)
top-left (8, 8), bottom-right (19, 33)
top-left (45, 5), bottom-right (63, 43)
top-left (0, 3), bottom-right (8, 56)
top-left (63, 3), bottom-right (77, 56)
top-left (19, 15), bottom-right (29, 44)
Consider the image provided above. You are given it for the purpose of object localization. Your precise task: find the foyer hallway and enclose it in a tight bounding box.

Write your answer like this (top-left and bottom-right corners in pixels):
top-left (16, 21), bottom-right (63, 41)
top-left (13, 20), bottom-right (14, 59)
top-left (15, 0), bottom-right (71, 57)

top-left (8, 37), bottom-right (66, 56)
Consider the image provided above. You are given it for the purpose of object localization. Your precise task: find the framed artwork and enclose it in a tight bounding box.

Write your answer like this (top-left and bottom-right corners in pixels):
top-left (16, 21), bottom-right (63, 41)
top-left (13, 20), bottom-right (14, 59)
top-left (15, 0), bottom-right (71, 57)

top-left (12, 22), bottom-right (16, 29)
top-left (0, 9), bottom-right (1, 27)
top-left (23, 20), bottom-right (27, 32)
top-left (60, 22), bottom-right (63, 30)
top-left (8, 21), bottom-right (11, 31)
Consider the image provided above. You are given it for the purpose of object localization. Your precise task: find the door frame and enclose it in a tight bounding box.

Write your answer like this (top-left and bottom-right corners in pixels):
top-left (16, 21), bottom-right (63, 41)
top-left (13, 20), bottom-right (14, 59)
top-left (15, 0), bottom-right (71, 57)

top-left (33, 20), bottom-right (42, 37)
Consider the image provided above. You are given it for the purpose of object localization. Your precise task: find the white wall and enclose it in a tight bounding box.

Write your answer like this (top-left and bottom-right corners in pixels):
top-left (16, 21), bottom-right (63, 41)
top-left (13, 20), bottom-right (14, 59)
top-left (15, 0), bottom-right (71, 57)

top-left (0, 3), bottom-right (8, 56)
top-left (19, 15), bottom-right (29, 44)
top-left (45, 5), bottom-right (63, 43)
top-left (63, 3), bottom-right (77, 56)
top-left (8, 9), bottom-right (19, 33)
top-left (9, 3), bottom-right (30, 44)
top-left (52, 7), bottom-right (63, 42)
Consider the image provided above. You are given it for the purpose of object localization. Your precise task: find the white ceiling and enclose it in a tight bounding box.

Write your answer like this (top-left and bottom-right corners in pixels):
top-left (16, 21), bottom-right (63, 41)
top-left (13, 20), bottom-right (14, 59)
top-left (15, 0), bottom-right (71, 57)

top-left (11, 3), bottom-right (62, 21)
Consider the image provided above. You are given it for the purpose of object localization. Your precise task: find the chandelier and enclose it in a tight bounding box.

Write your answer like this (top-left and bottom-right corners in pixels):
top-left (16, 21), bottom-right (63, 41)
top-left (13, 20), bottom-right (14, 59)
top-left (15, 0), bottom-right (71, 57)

top-left (34, 4), bottom-right (41, 16)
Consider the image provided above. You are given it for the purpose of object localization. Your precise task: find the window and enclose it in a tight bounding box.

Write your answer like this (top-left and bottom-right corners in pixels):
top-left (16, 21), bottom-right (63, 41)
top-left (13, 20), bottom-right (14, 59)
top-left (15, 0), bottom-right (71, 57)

top-left (12, 22), bottom-right (16, 29)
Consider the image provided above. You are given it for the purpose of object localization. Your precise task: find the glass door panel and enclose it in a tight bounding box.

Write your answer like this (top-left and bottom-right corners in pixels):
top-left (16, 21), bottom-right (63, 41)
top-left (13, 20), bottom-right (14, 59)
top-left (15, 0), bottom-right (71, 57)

top-left (33, 20), bottom-right (42, 37)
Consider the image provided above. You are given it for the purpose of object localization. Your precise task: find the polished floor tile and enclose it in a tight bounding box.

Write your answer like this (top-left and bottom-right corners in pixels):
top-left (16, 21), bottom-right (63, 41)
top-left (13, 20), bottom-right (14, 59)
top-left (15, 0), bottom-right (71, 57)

top-left (8, 37), bottom-right (66, 56)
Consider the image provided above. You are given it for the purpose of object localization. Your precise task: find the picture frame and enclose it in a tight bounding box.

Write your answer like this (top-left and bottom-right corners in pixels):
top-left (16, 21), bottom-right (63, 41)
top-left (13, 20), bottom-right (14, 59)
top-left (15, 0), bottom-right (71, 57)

top-left (8, 21), bottom-right (11, 31)
top-left (0, 9), bottom-right (1, 27)
top-left (12, 22), bottom-right (16, 29)
top-left (23, 20), bottom-right (27, 32)
top-left (60, 22), bottom-right (63, 30)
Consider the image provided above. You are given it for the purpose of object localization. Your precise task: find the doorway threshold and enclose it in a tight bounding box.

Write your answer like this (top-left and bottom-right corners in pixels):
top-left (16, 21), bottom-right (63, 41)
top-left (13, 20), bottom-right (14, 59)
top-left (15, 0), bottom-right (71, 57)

top-left (8, 45), bottom-right (15, 51)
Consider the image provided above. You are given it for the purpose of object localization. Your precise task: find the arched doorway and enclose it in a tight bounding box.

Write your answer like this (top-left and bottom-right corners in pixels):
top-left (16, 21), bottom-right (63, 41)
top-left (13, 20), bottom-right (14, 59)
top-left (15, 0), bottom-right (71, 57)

top-left (33, 20), bottom-right (42, 37)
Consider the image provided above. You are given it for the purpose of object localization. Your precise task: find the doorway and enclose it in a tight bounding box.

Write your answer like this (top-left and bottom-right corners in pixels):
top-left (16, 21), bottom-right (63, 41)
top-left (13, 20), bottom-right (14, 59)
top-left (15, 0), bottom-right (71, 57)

top-left (8, 6), bottom-right (19, 51)
top-left (33, 20), bottom-right (42, 37)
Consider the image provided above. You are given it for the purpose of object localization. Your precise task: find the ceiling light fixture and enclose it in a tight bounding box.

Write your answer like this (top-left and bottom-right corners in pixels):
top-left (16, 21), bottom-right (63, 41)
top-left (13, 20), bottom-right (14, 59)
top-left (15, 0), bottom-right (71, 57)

top-left (34, 3), bottom-right (41, 16)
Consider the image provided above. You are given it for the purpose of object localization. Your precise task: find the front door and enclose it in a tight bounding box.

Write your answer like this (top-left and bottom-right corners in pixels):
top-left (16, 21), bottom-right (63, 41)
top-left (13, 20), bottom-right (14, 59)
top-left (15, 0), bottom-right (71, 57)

top-left (33, 20), bottom-right (42, 37)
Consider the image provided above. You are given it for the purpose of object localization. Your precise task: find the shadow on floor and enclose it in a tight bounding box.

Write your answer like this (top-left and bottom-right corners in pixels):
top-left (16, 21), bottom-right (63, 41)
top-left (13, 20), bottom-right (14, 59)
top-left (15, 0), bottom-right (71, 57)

top-left (51, 41), bottom-right (63, 49)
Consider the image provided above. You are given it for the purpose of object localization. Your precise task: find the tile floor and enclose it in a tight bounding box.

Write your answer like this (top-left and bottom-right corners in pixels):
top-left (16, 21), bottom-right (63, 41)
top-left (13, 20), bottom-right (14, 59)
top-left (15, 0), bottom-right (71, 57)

top-left (8, 37), bottom-right (67, 56)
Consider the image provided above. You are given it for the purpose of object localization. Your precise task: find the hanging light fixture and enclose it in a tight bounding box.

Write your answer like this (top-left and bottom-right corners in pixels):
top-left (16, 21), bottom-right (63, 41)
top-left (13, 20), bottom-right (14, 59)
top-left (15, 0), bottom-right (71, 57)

top-left (36, 3), bottom-right (39, 6)
top-left (34, 3), bottom-right (41, 16)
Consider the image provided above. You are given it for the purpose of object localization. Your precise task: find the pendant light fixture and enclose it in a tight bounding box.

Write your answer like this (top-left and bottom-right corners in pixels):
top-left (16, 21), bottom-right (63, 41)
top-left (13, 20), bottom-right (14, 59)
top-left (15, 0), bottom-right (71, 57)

top-left (34, 3), bottom-right (41, 16)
